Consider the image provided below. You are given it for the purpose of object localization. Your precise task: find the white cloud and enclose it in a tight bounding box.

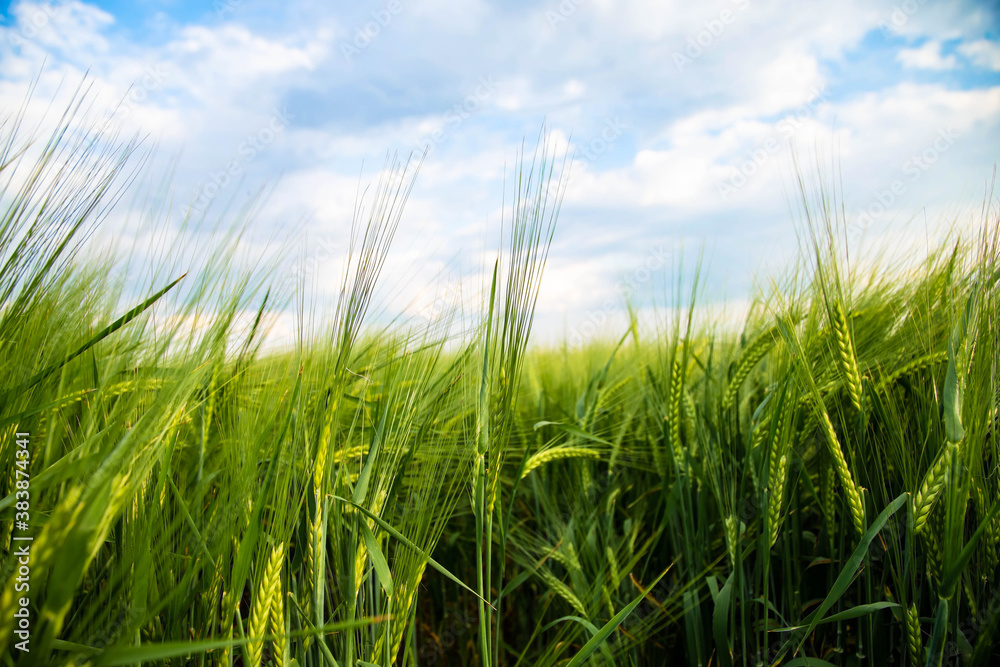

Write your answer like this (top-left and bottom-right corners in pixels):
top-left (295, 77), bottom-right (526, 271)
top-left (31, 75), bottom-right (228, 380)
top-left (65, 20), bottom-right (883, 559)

top-left (557, 79), bottom-right (997, 238)
top-left (5, 1), bottom-right (114, 56)
top-left (897, 40), bottom-right (958, 70)
top-left (1, 0), bottom-right (997, 345)
top-left (959, 39), bottom-right (1000, 70)
top-left (752, 51), bottom-right (826, 114)
top-left (408, 0), bottom-right (490, 33)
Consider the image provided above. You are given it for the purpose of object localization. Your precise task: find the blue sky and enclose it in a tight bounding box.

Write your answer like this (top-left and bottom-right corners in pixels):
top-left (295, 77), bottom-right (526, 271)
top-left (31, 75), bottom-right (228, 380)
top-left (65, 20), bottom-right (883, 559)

top-left (1, 0), bottom-right (998, 345)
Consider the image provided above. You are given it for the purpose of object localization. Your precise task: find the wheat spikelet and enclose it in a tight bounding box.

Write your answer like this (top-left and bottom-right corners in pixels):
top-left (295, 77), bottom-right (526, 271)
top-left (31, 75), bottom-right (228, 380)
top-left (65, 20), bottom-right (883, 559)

top-left (540, 568), bottom-right (587, 616)
top-left (724, 514), bottom-right (739, 567)
top-left (314, 433), bottom-right (330, 497)
top-left (765, 404), bottom-right (786, 486)
top-left (879, 351), bottom-right (949, 392)
top-left (41, 385), bottom-right (97, 410)
top-left (207, 564), bottom-right (224, 626)
top-left (563, 541), bottom-right (583, 572)
top-left (242, 495), bottom-right (254, 534)
top-left (247, 544), bottom-right (284, 667)
top-left (546, 545), bottom-right (575, 572)
top-left (606, 545), bottom-right (620, 586)
top-left (913, 443), bottom-right (955, 535)
top-left (105, 377), bottom-right (166, 399)
top-left (924, 505), bottom-right (947, 586)
top-left (521, 446), bottom-right (601, 478)
top-left (591, 376), bottom-right (633, 417)
top-left (820, 458), bottom-right (836, 550)
top-left (767, 455), bottom-right (789, 548)
top-left (722, 324), bottom-right (779, 411)
top-left (763, 400), bottom-right (789, 547)
top-left (382, 561), bottom-right (426, 662)
top-left (301, 509), bottom-right (319, 650)
top-left (747, 422), bottom-right (769, 494)
top-left (311, 502), bottom-right (328, 643)
top-left (905, 602), bottom-right (921, 667)
top-left (985, 520), bottom-right (1000, 572)
top-left (354, 538), bottom-right (369, 594)
top-left (247, 583), bottom-right (268, 665)
top-left (922, 526), bottom-right (944, 584)
top-left (669, 359), bottom-right (685, 471)
top-left (314, 389), bottom-right (339, 494)
top-left (831, 302), bottom-right (863, 412)
top-left (220, 582), bottom-right (237, 665)
top-left (682, 388), bottom-right (698, 458)
top-left (266, 545), bottom-right (287, 667)
top-left (330, 444), bottom-right (366, 464)
top-left (485, 367), bottom-right (509, 515)
top-left (817, 405), bottom-right (866, 536)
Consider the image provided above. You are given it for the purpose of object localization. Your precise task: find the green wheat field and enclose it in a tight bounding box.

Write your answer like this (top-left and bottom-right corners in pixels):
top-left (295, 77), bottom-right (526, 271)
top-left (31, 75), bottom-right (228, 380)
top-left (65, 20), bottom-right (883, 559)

top-left (1, 96), bottom-right (998, 667)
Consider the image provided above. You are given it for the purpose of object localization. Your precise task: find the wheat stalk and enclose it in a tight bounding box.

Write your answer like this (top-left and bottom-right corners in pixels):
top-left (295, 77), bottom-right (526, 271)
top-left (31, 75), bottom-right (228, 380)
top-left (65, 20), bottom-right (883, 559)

top-left (767, 455), bottom-right (789, 549)
top-left (905, 602), bottom-right (921, 667)
top-left (922, 526), bottom-right (944, 584)
top-left (831, 302), bottom-right (863, 412)
top-left (721, 324), bottom-right (780, 411)
top-left (747, 422), bottom-right (768, 494)
top-left (819, 456), bottom-right (837, 550)
top-left (724, 514), bottom-right (739, 568)
top-left (539, 568), bottom-right (586, 617)
top-left (817, 405), bottom-right (866, 536)
top-left (521, 446), bottom-right (601, 478)
top-left (669, 359), bottom-right (685, 472)
top-left (913, 443), bottom-right (956, 535)
top-left (248, 544), bottom-right (284, 667)
top-left (878, 351), bottom-right (949, 393)
top-left (606, 546), bottom-right (620, 587)
top-left (267, 545), bottom-right (287, 667)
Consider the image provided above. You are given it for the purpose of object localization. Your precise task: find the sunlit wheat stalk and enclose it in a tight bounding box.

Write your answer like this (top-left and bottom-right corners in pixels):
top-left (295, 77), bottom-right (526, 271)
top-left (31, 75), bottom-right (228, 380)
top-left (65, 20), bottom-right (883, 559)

top-left (913, 442), bottom-right (958, 535)
top-left (830, 301), bottom-right (863, 412)
top-left (816, 401), bottom-right (866, 536)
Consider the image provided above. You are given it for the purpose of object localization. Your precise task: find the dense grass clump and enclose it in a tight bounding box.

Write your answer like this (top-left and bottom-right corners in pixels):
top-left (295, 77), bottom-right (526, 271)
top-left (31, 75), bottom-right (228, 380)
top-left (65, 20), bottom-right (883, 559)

top-left (1, 96), bottom-right (999, 667)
